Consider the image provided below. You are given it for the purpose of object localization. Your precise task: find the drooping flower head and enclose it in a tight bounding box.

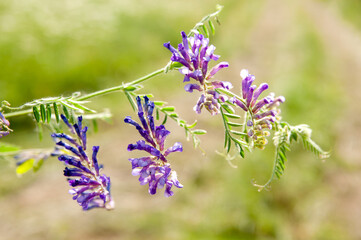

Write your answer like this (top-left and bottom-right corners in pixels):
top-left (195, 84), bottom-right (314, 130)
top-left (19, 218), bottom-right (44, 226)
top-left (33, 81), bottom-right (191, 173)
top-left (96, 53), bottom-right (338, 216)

top-left (231, 70), bottom-right (285, 148)
top-left (164, 31), bottom-right (232, 115)
top-left (0, 112), bottom-right (12, 138)
top-left (124, 96), bottom-right (183, 197)
top-left (52, 115), bottom-right (114, 210)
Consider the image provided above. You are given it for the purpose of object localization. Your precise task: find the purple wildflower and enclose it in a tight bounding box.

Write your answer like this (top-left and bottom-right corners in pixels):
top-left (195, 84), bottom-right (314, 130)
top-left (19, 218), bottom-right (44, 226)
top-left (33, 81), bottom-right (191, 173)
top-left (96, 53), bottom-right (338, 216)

top-left (124, 96), bottom-right (183, 197)
top-left (52, 115), bottom-right (114, 210)
top-left (0, 112), bottom-right (12, 138)
top-left (164, 31), bottom-right (231, 115)
top-left (232, 70), bottom-right (285, 148)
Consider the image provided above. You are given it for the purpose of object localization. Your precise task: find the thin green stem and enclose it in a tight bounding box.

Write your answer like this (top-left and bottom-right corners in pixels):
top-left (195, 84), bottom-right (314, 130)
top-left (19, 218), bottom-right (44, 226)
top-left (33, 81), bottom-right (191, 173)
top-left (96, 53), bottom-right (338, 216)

top-left (187, 4), bottom-right (223, 36)
top-left (4, 109), bottom-right (33, 118)
top-left (77, 67), bottom-right (165, 101)
top-left (4, 67), bottom-right (166, 118)
top-left (254, 145), bottom-right (280, 191)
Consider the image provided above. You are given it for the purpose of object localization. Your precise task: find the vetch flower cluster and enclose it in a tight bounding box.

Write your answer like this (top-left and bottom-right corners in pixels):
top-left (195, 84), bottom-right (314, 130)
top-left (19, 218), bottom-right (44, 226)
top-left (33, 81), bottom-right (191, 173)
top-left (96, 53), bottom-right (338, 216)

top-left (164, 31), bottom-right (232, 115)
top-left (231, 70), bottom-right (285, 149)
top-left (0, 112), bottom-right (11, 138)
top-left (52, 115), bottom-right (114, 210)
top-left (124, 96), bottom-right (183, 197)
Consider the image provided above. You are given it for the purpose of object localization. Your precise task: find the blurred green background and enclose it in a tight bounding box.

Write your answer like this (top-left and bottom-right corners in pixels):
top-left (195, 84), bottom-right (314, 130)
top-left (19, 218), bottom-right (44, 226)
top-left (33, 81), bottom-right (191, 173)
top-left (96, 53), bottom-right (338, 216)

top-left (1, 0), bottom-right (361, 239)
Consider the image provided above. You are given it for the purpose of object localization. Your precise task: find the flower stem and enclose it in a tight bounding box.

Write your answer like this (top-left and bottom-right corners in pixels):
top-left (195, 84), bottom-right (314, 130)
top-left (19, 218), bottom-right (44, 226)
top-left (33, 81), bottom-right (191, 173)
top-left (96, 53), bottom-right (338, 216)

top-left (76, 67), bottom-right (166, 101)
top-left (4, 67), bottom-right (166, 118)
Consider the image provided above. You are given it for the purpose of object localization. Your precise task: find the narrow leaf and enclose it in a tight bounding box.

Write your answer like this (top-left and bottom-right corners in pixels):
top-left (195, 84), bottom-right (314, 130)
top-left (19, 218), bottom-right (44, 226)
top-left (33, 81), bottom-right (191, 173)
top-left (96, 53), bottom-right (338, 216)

top-left (93, 119), bottom-right (98, 133)
top-left (124, 91), bottom-right (137, 111)
top-left (40, 104), bottom-right (46, 123)
top-left (235, 142), bottom-right (245, 158)
top-left (202, 24), bottom-right (209, 38)
top-left (46, 104), bottom-right (52, 123)
top-left (223, 113), bottom-right (241, 119)
top-left (170, 113), bottom-right (179, 118)
top-left (227, 122), bottom-right (242, 127)
top-left (69, 102), bottom-right (95, 113)
top-left (33, 106), bottom-right (40, 122)
top-left (230, 130), bottom-right (247, 136)
top-left (161, 106), bottom-right (175, 112)
top-left (226, 136), bottom-right (231, 153)
top-left (221, 104), bottom-right (235, 114)
top-left (33, 159), bottom-right (44, 172)
top-left (208, 20), bottom-right (215, 35)
top-left (61, 101), bottom-right (83, 112)
top-left (53, 102), bottom-right (60, 123)
top-left (0, 142), bottom-right (21, 153)
top-left (154, 101), bottom-right (166, 106)
top-left (16, 159), bottom-right (35, 176)
top-left (187, 120), bottom-right (198, 129)
top-left (192, 129), bottom-right (207, 135)
top-left (123, 85), bottom-right (137, 91)
top-left (161, 114), bottom-right (168, 125)
top-left (156, 109), bottom-right (160, 120)
top-left (69, 109), bottom-right (76, 124)
top-left (224, 132), bottom-right (229, 148)
top-left (62, 104), bottom-right (70, 119)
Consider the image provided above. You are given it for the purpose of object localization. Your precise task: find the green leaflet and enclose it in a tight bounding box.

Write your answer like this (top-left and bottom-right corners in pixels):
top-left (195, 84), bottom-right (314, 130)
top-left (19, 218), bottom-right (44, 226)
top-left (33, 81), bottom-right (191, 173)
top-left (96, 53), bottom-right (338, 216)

top-left (208, 20), bottom-right (216, 35)
top-left (40, 104), bottom-right (46, 123)
top-left (46, 104), bottom-right (52, 123)
top-left (161, 106), bottom-right (175, 112)
top-left (201, 24), bottom-right (209, 38)
top-left (33, 106), bottom-right (40, 122)
top-left (0, 142), bottom-right (20, 153)
top-left (16, 158), bottom-right (45, 176)
top-left (223, 113), bottom-right (241, 119)
top-left (16, 159), bottom-right (35, 175)
top-left (227, 122), bottom-right (242, 127)
top-left (124, 90), bottom-right (137, 111)
top-left (53, 102), bottom-right (60, 123)
top-left (292, 124), bottom-right (330, 158)
top-left (255, 122), bottom-right (329, 191)
top-left (219, 105), bottom-right (246, 159)
top-left (192, 129), bottom-right (207, 135)
top-left (62, 104), bottom-right (70, 119)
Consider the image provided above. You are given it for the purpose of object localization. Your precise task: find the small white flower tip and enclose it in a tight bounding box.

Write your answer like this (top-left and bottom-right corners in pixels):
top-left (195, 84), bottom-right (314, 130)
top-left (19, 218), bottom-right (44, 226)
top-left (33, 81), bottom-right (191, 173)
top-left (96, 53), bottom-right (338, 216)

top-left (240, 69), bottom-right (249, 79)
top-left (69, 189), bottom-right (77, 195)
top-left (105, 200), bottom-right (115, 210)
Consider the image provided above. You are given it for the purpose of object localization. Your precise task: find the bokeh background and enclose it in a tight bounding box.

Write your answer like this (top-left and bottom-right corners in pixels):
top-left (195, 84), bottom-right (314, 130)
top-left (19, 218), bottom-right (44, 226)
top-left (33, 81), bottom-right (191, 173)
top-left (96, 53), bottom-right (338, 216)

top-left (1, 0), bottom-right (361, 239)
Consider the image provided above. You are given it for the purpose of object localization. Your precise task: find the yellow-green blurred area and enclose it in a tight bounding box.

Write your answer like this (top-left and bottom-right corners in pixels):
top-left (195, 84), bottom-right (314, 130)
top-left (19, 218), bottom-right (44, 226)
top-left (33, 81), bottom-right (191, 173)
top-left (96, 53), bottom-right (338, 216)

top-left (0, 0), bottom-right (361, 239)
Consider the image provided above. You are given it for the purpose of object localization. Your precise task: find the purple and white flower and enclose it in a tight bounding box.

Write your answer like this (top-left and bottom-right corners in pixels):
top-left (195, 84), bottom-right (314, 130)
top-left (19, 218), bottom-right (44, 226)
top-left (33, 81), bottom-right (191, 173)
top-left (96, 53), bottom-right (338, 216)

top-left (124, 96), bottom-right (183, 197)
top-left (0, 112), bottom-right (11, 138)
top-left (231, 70), bottom-right (285, 148)
top-left (164, 31), bottom-right (231, 115)
top-left (52, 115), bottom-right (114, 210)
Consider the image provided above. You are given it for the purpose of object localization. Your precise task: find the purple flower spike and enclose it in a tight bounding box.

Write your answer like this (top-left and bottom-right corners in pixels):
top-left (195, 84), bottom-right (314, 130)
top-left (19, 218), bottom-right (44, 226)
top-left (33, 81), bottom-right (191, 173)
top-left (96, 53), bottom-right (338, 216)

top-left (252, 97), bottom-right (271, 114)
top-left (0, 112), bottom-right (10, 126)
top-left (184, 84), bottom-right (202, 93)
top-left (193, 94), bottom-right (206, 114)
top-left (267, 96), bottom-right (286, 109)
top-left (212, 81), bottom-right (233, 90)
top-left (164, 31), bottom-right (230, 115)
top-left (0, 112), bottom-right (12, 138)
top-left (52, 114), bottom-right (114, 211)
top-left (207, 62), bottom-right (229, 80)
top-left (230, 97), bottom-right (248, 112)
top-left (251, 83), bottom-right (269, 106)
top-left (233, 69), bottom-right (285, 148)
top-left (124, 96), bottom-right (183, 197)
top-left (181, 31), bottom-right (189, 50)
top-left (246, 85), bottom-right (256, 107)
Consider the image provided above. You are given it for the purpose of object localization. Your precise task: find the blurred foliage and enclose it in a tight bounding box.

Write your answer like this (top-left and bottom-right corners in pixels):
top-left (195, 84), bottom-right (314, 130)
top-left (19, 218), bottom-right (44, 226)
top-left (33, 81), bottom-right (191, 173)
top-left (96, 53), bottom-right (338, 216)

top-left (320, 0), bottom-right (361, 29)
top-left (0, 0), bottom-right (359, 240)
